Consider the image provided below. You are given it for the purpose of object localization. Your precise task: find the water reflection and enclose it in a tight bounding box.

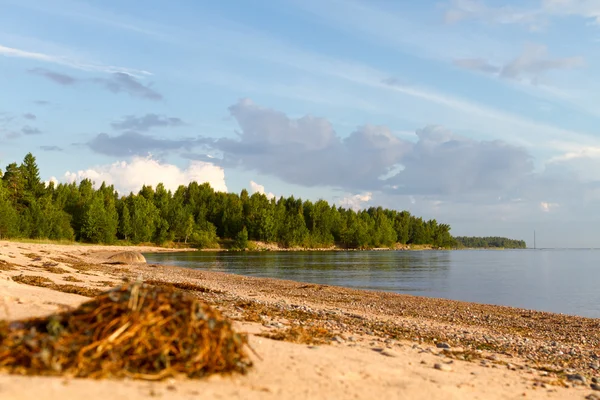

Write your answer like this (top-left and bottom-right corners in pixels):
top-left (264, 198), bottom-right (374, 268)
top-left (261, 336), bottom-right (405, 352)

top-left (145, 250), bottom-right (600, 318)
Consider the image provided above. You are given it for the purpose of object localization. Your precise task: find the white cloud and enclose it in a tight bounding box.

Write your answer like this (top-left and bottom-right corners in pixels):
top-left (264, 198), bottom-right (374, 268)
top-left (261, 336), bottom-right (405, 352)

top-left (64, 156), bottom-right (227, 194)
top-left (540, 201), bottom-right (559, 212)
top-left (0, 44), bottom-right (151, 77)
top-left (445, 0), bottom-right (600, 27)
top-left (339, 192), bottom-right (372, 211)
top-left (249, 180), bottom-right (275, 200)
top-left (542, 0), bottom-right (600, 24)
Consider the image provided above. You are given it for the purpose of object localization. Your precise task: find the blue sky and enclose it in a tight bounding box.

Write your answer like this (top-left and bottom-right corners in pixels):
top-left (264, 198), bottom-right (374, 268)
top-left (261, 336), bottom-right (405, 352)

top-left (1, 0), bottom-right (600, 247)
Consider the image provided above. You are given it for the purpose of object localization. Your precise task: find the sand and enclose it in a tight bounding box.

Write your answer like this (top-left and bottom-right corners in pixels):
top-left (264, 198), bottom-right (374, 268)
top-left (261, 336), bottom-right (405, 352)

top-left (0, 240), bottom-right (598, 400)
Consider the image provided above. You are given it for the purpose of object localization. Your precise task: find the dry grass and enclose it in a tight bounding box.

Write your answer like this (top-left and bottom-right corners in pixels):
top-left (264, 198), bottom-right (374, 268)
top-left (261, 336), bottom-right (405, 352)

top-left (144, 279), bottom-right (224, 294)
top-left (0, 260), bottom-right (16, 271)
top-left (42, 265), bottom-right (69, 274)
top-left (11, 274), bottom-right (103, 297)
top-left (258, 325), bottom-right (334, 345)
top-left (63, 276), bottom-right (84, 283)
top-left (0, 283), bottom-right (252, 380)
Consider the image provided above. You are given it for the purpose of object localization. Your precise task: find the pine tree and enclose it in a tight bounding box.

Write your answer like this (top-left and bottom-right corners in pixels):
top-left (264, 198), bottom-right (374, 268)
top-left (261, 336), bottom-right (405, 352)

top-left (21, 153), bottom-right (44, 197)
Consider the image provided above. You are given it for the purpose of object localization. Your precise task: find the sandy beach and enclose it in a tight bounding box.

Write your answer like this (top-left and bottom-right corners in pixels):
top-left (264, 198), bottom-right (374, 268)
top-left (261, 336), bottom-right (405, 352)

top-left (1, 241), bottom-right (599, 400)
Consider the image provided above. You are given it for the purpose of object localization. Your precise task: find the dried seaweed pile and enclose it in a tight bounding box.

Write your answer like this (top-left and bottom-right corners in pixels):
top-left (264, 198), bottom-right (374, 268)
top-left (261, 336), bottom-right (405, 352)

top-left (0, 282), bottom-right (252, 380)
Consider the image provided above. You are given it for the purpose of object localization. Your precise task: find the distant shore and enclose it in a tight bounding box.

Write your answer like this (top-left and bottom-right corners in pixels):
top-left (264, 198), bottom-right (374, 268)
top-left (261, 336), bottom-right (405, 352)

top-left (0, 241), bottom-right (594, 399)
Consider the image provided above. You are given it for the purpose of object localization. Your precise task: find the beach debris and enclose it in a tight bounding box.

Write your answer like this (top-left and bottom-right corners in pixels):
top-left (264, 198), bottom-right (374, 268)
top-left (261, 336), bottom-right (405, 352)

top-left (566, 373), bottom-right (586, 384)
top-left (258, 325), bottom-right (334, 345)
top-left (107, 251), bottom-right (146, 264)
top-left (436, 342), bottom-right (451, 349)
top-left (11, 274), bottom-right (103, 297)
top-left (434, 363), bottom-right (453, 372)
top-left (0, 282), bottom-right (252, 379)
top-left (591, 383), bottom-right (600, 391)
top-left (379, 349), bottom-right (399, 358)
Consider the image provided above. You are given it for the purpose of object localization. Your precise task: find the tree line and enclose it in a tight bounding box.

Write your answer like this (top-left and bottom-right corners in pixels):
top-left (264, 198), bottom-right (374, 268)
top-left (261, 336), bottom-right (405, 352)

top-left (453, 236), bottom-right (527, 249)
top-left (0, 153), bottom-right (472, 249)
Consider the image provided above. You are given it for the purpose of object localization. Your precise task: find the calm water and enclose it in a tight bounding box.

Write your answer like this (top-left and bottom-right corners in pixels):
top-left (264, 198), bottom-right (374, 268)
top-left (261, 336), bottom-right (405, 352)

top-left (144, 250), bottom-right (600, 318)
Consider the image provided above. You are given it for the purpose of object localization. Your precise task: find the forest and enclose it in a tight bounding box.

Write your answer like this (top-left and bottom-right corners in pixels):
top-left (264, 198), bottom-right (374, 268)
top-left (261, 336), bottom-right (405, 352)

top-left (0, 153), bottom-right (522, 250)
top-left (453, 236), bottom-right (527, 249)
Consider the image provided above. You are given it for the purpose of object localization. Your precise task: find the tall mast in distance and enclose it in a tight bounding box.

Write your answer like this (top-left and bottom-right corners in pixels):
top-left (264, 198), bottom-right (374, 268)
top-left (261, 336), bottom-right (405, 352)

top-left (534, 230), bottom-right (536, 250)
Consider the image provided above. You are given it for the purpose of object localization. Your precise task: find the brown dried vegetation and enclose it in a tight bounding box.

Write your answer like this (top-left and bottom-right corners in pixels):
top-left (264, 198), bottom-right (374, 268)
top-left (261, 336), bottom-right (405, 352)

top-left (0, 283), bottom-right (252, 380)
top-left (12, 274), bottom-right (103, 297)
top-left (258, 325), bottom-right (334, 345)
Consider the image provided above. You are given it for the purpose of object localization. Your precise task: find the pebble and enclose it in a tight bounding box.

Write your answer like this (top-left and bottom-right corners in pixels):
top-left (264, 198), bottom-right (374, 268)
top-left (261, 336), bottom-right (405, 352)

top-left (434, 363), bottom-right (453, 372)
top-left (586, 394), bottom-right (600, 400)
top-left (332, 336), bottom-right (345, 344)
top-left (566, 373), bottom-right (586, 384)
top-left (436, 342), bottom-right (451, 349)
top-left (591, 383), bottom-right (600, 391)
top-left (380, 349), bottom-right (399, 358)
top-left (593, 377), bottom-right (599, 384)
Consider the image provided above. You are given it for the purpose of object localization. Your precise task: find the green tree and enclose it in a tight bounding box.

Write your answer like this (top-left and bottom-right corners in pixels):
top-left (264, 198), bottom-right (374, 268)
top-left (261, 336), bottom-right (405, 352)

top-left (118, 202), bottom-right (132, 241)
top-left (232, 226), bottom-right (249, 250)
top-left (0, 181), bottom-right (19, 238)
top-left (20, 152), bottom-right (44, 198)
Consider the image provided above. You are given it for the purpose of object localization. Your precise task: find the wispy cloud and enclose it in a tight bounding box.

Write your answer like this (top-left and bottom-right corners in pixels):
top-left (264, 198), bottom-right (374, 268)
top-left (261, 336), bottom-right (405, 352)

top-left (21, 125), bottom-right (41, 135)
top-left (445, 0), bottom-right (600, 28)
top-left (111, 114), bottom-right (185, 132)
top-left (30, 67), bottom-right (77, 85)
top-left (454, 44), bottom-right (585, 82)
top-left (40, 145), bottom-right (63, 152)
top-left (92, 73), bottom-right (162, 100)
top-left (30, 68), bottom-right (163, 100)
top-left (0, 44), bottom-right (151, 77)
top-left (87, 131), bottom-right (199, 157)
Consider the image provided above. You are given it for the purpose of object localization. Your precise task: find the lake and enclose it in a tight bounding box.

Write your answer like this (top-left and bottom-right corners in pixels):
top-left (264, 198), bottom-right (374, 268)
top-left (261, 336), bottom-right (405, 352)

top-left (144, 249), bottom-right (600, 318)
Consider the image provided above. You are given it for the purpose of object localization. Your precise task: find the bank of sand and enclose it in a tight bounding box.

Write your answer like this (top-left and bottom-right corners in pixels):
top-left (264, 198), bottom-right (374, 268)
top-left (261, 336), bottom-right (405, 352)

top-left (0, 241), bottom-right (599, 400)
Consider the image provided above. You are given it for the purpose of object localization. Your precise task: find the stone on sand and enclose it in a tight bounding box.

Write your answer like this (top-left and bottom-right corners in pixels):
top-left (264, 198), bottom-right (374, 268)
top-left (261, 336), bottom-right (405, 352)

top-left (107, 251), bottom-right (146, 264)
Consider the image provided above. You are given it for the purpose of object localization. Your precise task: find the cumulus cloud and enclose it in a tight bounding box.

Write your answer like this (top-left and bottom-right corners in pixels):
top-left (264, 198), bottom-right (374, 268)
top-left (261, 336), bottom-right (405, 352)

top-left (87, 131), bottom-right (199, 157)
top-left (385, 125), bottom-right (533, 196)
top-left (111, 114), bottom-right (184, 131)
top-left (30, 68), bottom-right (162, 100)
top-left (454, 44), bottom-right (584, 82)
top-left (196, 99), bottom-right (530, 197)
top-left (202, 98), bottom-right (410, 190)
top-left (64, 156), bottom-right (227, 194)
top-left (338, 192), bottom-right (372, 211)
top-left (249, 180), bottom-right (275, 200)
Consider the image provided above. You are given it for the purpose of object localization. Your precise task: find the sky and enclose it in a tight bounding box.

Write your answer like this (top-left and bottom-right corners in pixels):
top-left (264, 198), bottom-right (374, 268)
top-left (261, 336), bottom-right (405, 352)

top-left (1, 0), bottom-right (600, 248)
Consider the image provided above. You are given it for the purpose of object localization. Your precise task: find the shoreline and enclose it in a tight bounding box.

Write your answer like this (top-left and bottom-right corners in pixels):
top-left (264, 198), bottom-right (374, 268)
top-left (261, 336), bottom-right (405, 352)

top-left (0, 240), bottom-right (598, 399)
